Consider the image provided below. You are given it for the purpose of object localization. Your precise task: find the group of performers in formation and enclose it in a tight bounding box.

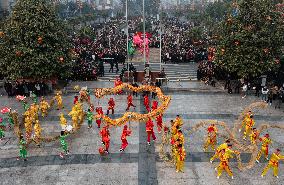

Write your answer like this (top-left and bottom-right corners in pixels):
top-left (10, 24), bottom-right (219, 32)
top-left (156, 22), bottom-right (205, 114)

top-left (0, 86), bottom-right (283, 179)
top-left (202, 110), bottom-right (284, 179)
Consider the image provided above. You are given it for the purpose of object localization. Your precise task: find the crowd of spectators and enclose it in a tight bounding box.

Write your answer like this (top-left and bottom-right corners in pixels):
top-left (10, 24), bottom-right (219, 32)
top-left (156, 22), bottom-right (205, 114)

top-left (3, 79), bottom-right (53, 97)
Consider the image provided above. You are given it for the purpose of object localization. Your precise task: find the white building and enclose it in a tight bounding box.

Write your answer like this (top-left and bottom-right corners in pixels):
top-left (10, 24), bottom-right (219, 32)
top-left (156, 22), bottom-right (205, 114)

top-left (0, 0), bottom-right (9, 11)
top-left (94, 0), bottom-right (113, 10)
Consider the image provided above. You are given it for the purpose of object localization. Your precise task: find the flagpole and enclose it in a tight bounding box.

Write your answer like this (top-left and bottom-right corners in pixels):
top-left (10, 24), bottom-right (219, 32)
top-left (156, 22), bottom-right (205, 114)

top-left (159, 6), bottom-right (162, 72)
top-left (126, 0), bottom-right (130, 82)
top-left (143, 0), bottom-right (146, 66)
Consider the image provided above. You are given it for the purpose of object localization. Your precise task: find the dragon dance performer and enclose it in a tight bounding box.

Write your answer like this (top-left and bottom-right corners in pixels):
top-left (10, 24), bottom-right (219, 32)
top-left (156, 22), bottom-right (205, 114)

top-left (95, 107), bottom-right (104, 128)
top-left (59, 130), bottom-right (69, 158)
top-left (120, 125), bottom-right (132, 152)
top-left (156, 114), bottom-right (163, 133)
top-left (114, 77), bottom-right (123, 94)
top-left (39, 97), bottom-right (50, 117)
top-left (146, 118), bottom-right (156, 146)
top-left (174, 115), bottom-right (183, 128)
top-left (243, 115), bottom-right (255, 140)
top-left (31, 92), bottom-right (38, 104)
top-left (143, 94), bottom-right (150, 112)
top-left (22, 99), bottom-right (29, 111)
top-left (86, 109), bottom-right (93, 129)
top-left (151, 100), bottom-right (158, 111)
top-left (0, 127), bottom-right (5, 140)
top-left (216, 148), bottom-right (234, 179)
top-left (68, 108), bottom-right (79, 130)
top-left (24, 113), bottom-right (33, 140)
top-left (73, 95), bottom-right (79, 105)
top-left (250, 128), bottom-right (259, 144)
top-left (126, 94), bottom-right (136, 111)
top-left (204, 124), bottom-right (218, 152)
top-left (261, 149), bottom-right (284, 178)
top-left (54, 91), bottom-right (64, 110)
top-left (106, 98), bottom-right (115, 115)
top-left (100, 125), bottom-right (110, 154)
top-left (33, 120), bottom-right (42, 146)
top-left (210, 139), bottom-right (231, 163)
top-left (239, 110), bottom-right (252, 132)
top-left (256, 133), bottom-right (272, 163)
top-left (59, 113), bottom-right (67, 130)
top-left (17, 135), bottom-right (27, 161)
top-left (175, 144), bottom-right (186, 173)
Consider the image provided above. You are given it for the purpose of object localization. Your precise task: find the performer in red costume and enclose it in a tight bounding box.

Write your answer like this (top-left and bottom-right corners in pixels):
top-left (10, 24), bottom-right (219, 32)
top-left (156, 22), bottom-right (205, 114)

top-left (120, 125), bottom-right (132, 152)
top-left (73, 96), bottom-right (79, 105)
top-left (100, 125), bottom-right (110, 154)
top-left (95, 107), bottom-right (104, 128)
top-left (146, 118), bottom-right (156, 145)
top-left (106, 98), bottom-right (115, 115)
top-left (114, 77), bottom-right (123, 94)
top-left (126, 94), bottom-right (136, 111)
top-left (152, 100), bottom-right (158, 111)
top-left (144, 94), bottom-right (150, 112)
top-left (156, 114), bottom-right (163, 133)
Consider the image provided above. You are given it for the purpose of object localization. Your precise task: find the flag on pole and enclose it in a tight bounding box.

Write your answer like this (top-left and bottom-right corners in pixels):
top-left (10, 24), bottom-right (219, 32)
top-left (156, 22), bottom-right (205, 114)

top-left (128, 40), bottom-right (135, 55)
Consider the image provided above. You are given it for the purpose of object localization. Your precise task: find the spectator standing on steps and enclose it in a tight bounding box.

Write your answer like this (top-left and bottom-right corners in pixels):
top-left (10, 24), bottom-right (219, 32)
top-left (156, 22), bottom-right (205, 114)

top-left (267, 90), bottom-right (273, 106)
top-left (261, 86), bottom-right (269, 102)
top-left (242, 83), bottom-right (248, 98)
top-left (109, 59), bottom-right (114, 73)
top-left (275, 89), bottom-right (283, 109)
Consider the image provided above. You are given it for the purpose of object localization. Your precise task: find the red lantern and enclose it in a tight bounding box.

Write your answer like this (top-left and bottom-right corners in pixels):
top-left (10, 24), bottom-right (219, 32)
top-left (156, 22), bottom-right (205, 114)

top-left (234, 40), bottom-right (240, 45)
top-left (59, 57), bottom-right (64, 62)
top-left (263, 48), bottom-right (269, 54)
top-left (275, 59), bottom-right (280, 64)
top-left (16, 51), bottom-right (22, 57)
top-left (38, 37), bottom-right (43, 44)
top-left (221, 48), bottom-right (225, 55)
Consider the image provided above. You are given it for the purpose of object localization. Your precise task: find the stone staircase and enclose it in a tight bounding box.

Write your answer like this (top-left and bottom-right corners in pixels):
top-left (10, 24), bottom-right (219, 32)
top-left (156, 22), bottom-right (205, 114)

top-left (98, 48), bottom-right (197, 82)
top-left (98, 62), bottom-right (197, 82)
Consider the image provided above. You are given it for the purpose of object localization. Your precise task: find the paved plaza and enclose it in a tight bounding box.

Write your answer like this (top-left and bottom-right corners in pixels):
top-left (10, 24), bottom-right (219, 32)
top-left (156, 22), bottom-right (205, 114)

top-left (0, 81), bottom-right (283, 185)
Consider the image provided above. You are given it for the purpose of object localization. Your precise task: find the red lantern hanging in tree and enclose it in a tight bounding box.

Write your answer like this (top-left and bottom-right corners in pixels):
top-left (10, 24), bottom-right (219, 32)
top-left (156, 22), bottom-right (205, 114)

top-left (275, 59), bottom-right (280, 64)
top-left (16, 51), bottom-right (22, 57)
top-left (38, 36), bottom-right (43, 44)
top-left (0, 31), bottom-right (4, 38)
top-left (234, 40), bottom-right (240, 46)
top-left (263, 48), bottom-right (269, 54)
top-left (59, 57), bottom-right (64, 62)
top-left (221, 48), bottom-right (225, 55)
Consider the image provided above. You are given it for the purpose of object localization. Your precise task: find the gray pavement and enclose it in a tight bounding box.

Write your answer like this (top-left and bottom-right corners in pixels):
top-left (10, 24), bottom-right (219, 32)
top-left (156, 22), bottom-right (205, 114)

top-left (0, 81), bottom-right (283, 185)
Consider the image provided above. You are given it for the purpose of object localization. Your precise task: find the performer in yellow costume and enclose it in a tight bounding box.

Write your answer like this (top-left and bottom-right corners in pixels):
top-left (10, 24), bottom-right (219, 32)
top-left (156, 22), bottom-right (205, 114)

top-left (59, 113), bottom-right (67, 130)
top-left (174, 115), bottom-right (183, 127)
top-left (256, 134), bottom-right (272, 163)
top-left (30, 103), bottom-right (39, 122)
top-left (261, 149), bottom-right (284, 178)
top-left (39, 97), bottom-right (50, 117)
top-left (216, 148), bottom-right (234, 179)
top-left (204, 124), bottom-right (218, 152)
top-left (175, 144), bottom-right (186, 173)
top-left (243, 115), bottom-right (255, 140)
top-left (24, 115), bottom-right (33, 140)
top-left (239, 110), bottom-right (252, 132)
top-left (55, 91), bottom-right (63, 110)
top-left (210, 139), bottom-right (230, 163)
top-left (249, 128), bottom-right (259, 144)
top-left (174, 130), bottom-right (185, 145)
top-left (34, 120), bottom-right (42, 146)
top-left (68, 109), bottom-right (79, 130)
